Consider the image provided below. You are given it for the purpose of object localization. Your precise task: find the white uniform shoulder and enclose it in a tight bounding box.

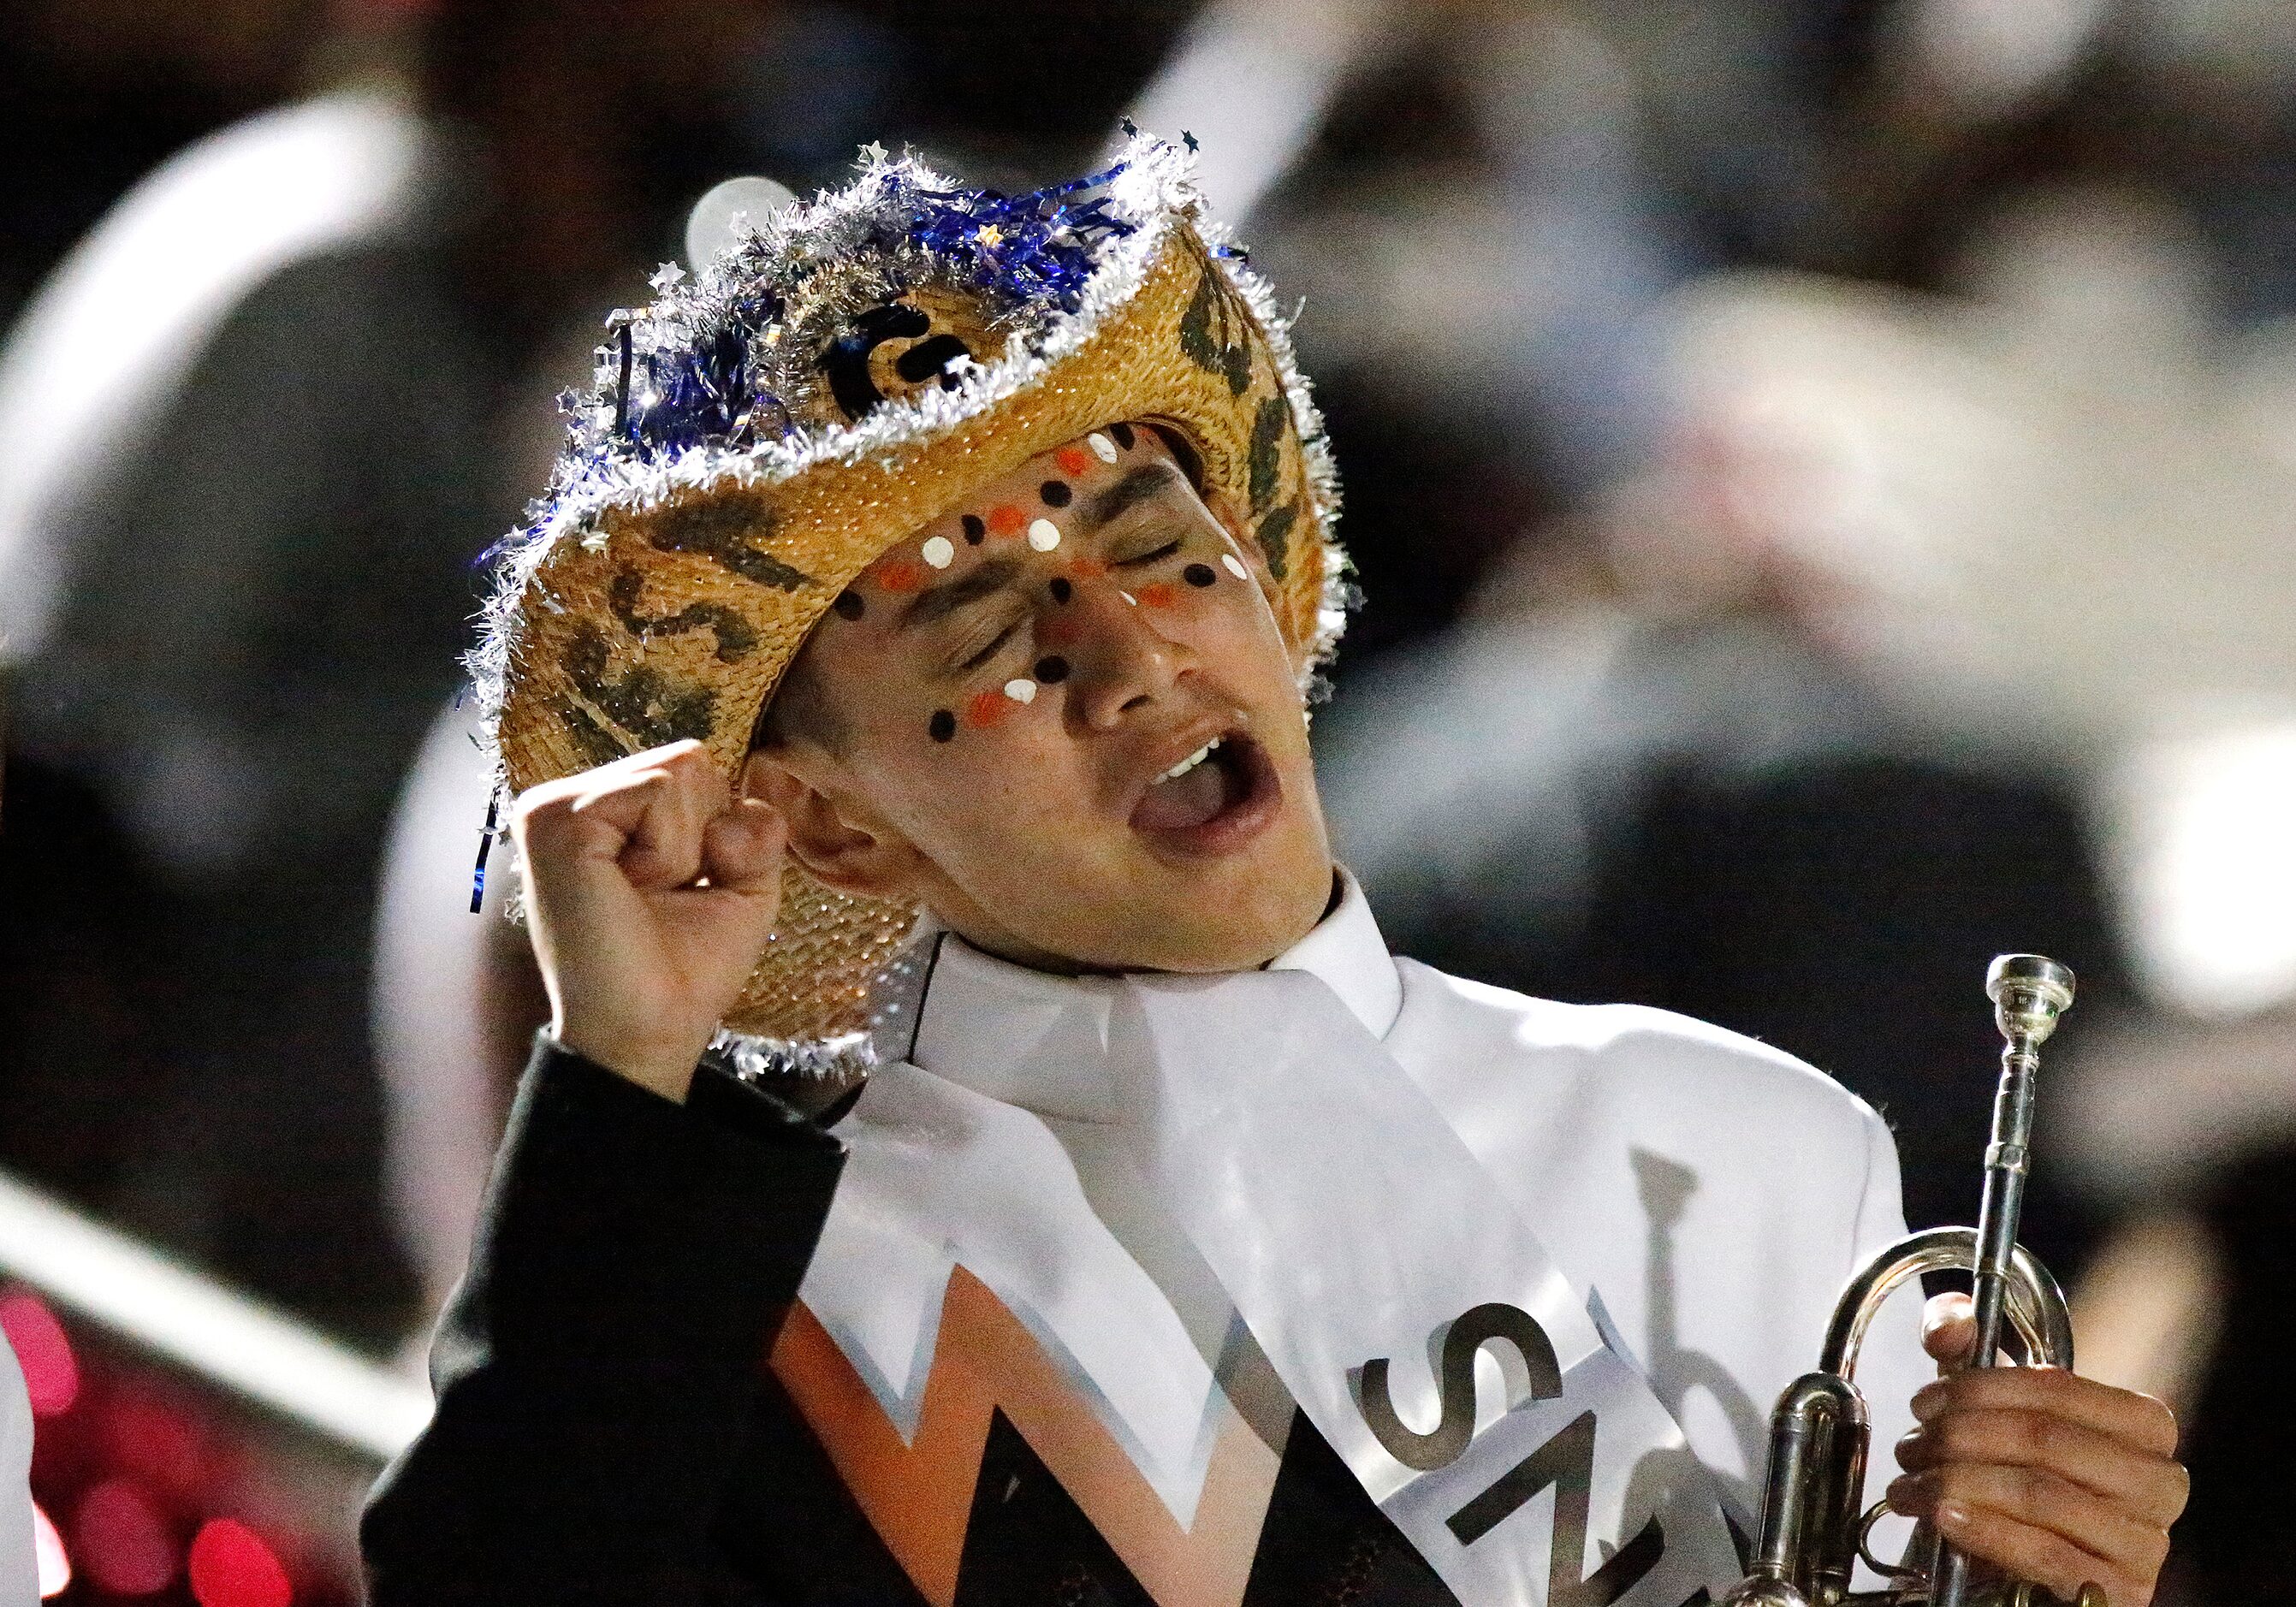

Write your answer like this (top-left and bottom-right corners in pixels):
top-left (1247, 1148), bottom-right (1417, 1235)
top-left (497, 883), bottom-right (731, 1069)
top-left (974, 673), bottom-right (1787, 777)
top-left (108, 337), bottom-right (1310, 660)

top-left (1394, 958), bottom-right (1888, 1154)
top-left (1384, 958), bottom-right (1928, 1532)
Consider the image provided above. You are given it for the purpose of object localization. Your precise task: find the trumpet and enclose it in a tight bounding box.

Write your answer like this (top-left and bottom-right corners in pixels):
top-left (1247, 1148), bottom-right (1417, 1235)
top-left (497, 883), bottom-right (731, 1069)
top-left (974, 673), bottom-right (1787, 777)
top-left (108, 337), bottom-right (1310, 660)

top-left (1722, 955), bottom-right (2091, 1607)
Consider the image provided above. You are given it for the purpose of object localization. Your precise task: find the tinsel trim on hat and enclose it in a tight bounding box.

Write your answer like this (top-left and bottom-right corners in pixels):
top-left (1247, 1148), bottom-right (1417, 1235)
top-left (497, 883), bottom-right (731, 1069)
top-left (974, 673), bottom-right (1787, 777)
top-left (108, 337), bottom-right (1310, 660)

top-left (704, 919), bottom-right (948, 1091)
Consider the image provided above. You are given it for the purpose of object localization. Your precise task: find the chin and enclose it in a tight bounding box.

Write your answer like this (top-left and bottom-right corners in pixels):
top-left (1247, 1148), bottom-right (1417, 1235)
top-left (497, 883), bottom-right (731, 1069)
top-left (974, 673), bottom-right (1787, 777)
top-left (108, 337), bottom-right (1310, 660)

top-left (1101, 832), bottom-right (1335, 974)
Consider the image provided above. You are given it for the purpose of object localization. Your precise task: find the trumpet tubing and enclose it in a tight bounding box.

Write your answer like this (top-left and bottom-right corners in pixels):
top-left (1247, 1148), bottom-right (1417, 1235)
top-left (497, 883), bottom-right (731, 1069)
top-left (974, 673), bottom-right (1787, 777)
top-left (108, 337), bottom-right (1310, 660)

top-left (1721, 956), bottom-right (2077, 1607)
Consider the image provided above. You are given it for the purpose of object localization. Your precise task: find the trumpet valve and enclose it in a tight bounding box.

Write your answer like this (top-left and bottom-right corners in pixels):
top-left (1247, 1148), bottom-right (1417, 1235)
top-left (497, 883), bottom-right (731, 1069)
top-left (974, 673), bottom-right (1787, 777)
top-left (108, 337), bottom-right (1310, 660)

top-left (1718, 1579), bottom-right (1812, 1607)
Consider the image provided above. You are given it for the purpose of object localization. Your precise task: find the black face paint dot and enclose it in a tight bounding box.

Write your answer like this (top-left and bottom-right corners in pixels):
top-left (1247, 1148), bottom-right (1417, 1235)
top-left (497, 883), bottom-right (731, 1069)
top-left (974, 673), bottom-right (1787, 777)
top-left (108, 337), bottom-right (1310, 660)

top-left (1039, 479), bottom-right (1073, 507)
top-left (1048, 576), bottom-right (1073, 604)
top-left (1034, 655), bottom-right (1070, 684)
top-left (833, 589), bottom-right (866, 620)
top-left (1109, 422), bottom-right (1136, 451)
top-left (1184, 562), bottom-right (1217, 588)
top-left (928, 709), bottom-right (957, 743)
top-left (961, 513), bottom-right (986, 545)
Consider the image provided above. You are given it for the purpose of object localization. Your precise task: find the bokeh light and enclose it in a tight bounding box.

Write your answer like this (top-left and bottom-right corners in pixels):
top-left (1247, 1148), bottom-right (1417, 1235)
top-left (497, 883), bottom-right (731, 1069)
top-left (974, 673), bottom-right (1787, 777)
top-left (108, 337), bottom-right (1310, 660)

top-left (74, 1477), bottom-right (178, 1596)
top-left (101, 1385), bottom-right (217, 1500)
top-left (188, 1517), bottom-right (294, 1607)
top-left (0, 1288), bottom-right (78, 1416)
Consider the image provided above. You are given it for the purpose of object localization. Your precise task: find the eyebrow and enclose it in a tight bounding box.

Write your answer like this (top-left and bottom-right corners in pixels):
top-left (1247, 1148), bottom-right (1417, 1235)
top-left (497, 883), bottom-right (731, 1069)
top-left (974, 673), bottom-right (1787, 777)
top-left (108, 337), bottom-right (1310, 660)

top-left (1083, 461), bottom-right (1189, 532)
top-left (898, 555), bottom-right (1026, 632)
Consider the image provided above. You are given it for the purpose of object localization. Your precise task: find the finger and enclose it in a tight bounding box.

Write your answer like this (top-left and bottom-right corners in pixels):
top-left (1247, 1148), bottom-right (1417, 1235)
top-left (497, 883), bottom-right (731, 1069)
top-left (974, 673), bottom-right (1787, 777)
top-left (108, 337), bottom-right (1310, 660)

top-left (638, 758), bottom-right (712, 884)
top-left (1939, 1507), bottom-right (2133, 1607)
top-left (1891, 1463), bottom-right (2168, 1586)
top-left (1923, 1291), bottom-right (1976, 1371)
top-left (1891, 1469), bottom-right (2161, 1605)
top-left (560, 768), bottom-right (693, 887)
top-left (590, 752), bottom-right (728, 890)
top-left (1896, 1409), bottom-right (2190, 1527)
top-left (516, 787), bottom-right (661, 904)
top-left (1913, 1370), bottom-right (2180, 1458)
top-left (523, 742), bottom-right (707, 855)
top-left (646, 802), bottom-right (787, 1007)
top-left (513, 738), bottom-right (710, 816)
top-left (700, 798), bottom-right (788, 896)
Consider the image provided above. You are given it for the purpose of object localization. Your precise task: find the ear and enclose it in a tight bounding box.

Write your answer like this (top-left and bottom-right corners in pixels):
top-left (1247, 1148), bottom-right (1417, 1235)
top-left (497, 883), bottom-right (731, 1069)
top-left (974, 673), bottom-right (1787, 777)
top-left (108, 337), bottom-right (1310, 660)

top-left (738, 746), bottom-right (925, 903)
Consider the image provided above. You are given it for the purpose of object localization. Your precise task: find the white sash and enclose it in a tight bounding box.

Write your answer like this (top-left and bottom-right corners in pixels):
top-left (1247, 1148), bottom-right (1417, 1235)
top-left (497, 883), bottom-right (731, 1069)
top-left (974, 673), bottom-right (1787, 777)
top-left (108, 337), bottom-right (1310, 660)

top-left (1114, 969), bottom-right (1741, 1605)
top-left (797, 961), bottom-right (1744, 1605)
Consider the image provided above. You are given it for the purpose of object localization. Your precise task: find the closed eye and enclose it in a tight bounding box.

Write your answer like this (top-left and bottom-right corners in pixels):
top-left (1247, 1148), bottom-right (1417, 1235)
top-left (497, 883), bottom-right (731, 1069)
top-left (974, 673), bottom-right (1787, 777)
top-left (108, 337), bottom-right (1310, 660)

top-left (955, 618), bottom-right (1023, 673)
top-left (1112, 538), bottom-right (1184, 568)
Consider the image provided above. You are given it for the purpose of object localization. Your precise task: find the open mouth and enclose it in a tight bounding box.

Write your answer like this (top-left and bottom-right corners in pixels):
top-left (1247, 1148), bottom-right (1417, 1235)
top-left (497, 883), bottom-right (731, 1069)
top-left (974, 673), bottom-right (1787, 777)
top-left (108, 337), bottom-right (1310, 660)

top-left (1127, 732), bottom-right (1281, 854)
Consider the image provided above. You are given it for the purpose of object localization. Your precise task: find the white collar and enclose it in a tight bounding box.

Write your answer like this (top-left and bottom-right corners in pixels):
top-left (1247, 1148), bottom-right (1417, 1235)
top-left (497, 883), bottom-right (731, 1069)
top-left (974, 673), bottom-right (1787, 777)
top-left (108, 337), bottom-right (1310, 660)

top-left (1268, 868), bottom-right (1404, 1037)
top-left (906, 869), bottom-right (1403, 1123)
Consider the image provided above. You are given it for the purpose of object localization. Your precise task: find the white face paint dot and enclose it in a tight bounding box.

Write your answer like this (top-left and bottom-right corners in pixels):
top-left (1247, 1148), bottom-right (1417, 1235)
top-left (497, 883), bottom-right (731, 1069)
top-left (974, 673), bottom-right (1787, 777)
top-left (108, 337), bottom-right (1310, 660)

top-left (1221, 552), bottom-right (1249, 579)
top-left (1121, 590), bottom-right (1138, 605)
top-left (1088, 431), bottom-right (1118, 463)
top-left (920, 535), bottom-right (956, 569)
top-left (1003, 677), bottom-right (1038, 704)
top-left (1028, 518), bottom-right (1062, 551)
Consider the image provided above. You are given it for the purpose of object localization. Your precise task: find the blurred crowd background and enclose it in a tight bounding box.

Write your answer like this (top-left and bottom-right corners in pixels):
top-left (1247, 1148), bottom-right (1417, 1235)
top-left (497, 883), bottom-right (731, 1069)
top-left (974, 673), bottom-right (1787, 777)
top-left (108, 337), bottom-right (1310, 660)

top-left (0, 0), bottom-right (2291, 1600)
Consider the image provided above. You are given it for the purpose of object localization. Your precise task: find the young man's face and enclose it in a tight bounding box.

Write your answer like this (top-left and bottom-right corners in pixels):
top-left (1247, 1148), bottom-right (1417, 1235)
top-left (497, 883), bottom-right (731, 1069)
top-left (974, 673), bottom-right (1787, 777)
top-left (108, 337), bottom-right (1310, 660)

top-left (747, 425), bottom-right (1335, 974)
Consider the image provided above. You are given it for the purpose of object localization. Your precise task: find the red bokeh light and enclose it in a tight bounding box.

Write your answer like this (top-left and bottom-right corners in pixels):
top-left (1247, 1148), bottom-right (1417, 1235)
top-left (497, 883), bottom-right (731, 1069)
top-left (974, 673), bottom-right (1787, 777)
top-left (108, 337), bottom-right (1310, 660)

top-left (0, 1290), bottom-right (79, 1417)
top-left (189, 1519), bottom-right (293, 1607)
top-left (74, 1478), bottom-right (178, 1595)
top-left (101, 1386), bottom-right (217, 1499)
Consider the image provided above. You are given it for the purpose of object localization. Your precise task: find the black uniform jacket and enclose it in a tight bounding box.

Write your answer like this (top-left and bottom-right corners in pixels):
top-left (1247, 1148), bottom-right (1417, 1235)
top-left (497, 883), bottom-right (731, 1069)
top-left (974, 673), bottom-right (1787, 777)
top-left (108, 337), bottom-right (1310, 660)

top-left (362, 1039), bottom-right (1461, 1606)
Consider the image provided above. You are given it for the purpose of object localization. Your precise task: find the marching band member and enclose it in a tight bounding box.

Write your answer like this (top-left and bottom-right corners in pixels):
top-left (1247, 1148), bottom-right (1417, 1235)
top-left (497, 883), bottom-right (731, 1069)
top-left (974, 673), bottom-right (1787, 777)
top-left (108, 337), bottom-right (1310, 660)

top-left (363, 137), bottom-right (2184, 1605)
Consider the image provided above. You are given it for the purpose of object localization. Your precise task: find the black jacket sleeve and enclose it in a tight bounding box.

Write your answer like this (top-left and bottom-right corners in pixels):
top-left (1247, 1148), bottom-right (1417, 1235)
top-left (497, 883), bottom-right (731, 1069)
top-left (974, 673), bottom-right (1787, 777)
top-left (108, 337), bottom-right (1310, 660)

top-left (361, 1035), bottom-right (846, 1604)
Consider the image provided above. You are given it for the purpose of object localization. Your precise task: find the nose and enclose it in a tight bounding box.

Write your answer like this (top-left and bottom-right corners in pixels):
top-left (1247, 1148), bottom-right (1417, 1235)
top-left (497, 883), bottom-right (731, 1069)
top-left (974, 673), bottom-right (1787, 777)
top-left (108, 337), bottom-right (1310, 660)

top-left (1058, 577), bottom-right (1194, 729)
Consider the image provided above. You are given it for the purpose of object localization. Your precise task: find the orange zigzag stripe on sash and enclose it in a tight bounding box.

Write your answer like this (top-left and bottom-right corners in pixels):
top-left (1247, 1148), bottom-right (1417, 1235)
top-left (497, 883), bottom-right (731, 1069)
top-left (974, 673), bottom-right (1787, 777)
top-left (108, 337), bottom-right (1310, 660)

top-left (770, 1266), bottom-right (1283, 1607)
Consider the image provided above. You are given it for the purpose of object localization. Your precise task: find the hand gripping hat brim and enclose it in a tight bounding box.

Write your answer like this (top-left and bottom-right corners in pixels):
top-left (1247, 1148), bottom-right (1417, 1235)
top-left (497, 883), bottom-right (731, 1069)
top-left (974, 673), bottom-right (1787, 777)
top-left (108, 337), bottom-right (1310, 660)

top-left (476, 135), bottom-right (1346, 1047)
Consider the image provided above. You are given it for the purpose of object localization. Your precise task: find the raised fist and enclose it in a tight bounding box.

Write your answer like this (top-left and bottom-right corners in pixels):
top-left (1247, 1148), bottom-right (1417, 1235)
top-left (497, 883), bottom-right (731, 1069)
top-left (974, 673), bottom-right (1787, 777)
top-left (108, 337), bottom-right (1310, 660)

top-left (511, 740), bottom-right (787, 1101)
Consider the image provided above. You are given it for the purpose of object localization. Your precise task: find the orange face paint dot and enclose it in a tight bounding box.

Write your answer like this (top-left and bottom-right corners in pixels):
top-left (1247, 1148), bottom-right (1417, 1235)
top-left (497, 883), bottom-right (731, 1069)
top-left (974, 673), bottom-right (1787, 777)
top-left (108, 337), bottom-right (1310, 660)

top-left (964, 689), bottom-right (1013, 728)
top-left (985, 504), bottom-right (1028, 537)
top-left (1065, 556), bottom-right (1106, 579)
top-left (1054, 445), bottom-right (1095, 477)
top-left (1136, 581), bottom-right (1178, 608)
top-left (870, 558), bottom-right (926, 593)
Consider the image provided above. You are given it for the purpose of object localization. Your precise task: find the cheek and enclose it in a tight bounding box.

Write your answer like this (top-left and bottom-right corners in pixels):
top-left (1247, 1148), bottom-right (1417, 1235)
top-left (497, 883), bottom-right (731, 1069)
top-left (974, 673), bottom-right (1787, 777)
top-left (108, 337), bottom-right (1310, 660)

top-left (870, 558), bottom-right (926, 594)
top-left (1188, 572), bottom-right (1304, 704)
top-left (963, 688), bottom-right (1017, 730)
top-left (869, 713), bottom-right (1107, 877)
top-left (884, 682), bottom-right (1061, 783)
top-left (1157, 562), bottom-right (1273, 643)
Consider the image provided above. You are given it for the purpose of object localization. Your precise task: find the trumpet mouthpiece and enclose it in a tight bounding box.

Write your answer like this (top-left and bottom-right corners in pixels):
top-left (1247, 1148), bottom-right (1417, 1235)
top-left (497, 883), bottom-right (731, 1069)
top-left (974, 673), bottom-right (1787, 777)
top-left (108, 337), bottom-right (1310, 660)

top-left (1987, 953), bottom-right (2076, 1045)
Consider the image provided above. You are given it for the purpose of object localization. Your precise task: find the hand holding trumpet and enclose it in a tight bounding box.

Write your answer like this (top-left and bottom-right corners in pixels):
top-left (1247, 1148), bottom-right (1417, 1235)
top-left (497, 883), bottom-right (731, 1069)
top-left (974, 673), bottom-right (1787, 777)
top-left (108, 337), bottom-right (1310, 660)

top-left (1887, 1292), bottom-right (2186, 1607)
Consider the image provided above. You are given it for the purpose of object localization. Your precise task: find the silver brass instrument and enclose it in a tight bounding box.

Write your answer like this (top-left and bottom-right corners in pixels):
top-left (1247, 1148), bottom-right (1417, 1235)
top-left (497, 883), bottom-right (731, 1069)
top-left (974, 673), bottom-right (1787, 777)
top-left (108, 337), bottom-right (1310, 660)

top-left (1722, 954), bottom-right (2085, 1607)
